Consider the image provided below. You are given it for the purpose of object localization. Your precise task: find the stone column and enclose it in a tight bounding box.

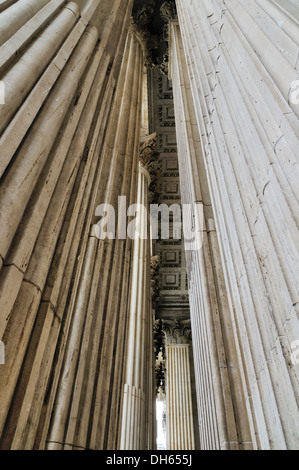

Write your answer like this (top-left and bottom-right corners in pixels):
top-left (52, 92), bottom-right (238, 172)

top-left (45, 21), bottom-right (146, 451)
top-left (163, 320), bottom-right (195, 451)
top-left (120, 134), bottom-right (158, 450)
top-left (0, 0), bottom-right (136, 450)
top-left (120, 164), bottom-right (151, 450)
top-left (170, 0), bottom-right (299, 450)
top-left (169, 17), bottom-right (252, 450)
top-left (0, 0), bottom-right (49, 46)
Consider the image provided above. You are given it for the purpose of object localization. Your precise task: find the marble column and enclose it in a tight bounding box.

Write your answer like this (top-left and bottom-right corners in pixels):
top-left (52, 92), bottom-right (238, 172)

top-left (169, 17), bottom-right (252, 450)
top-left (120, 165), bottom-right (151, 450)
top-left (163, 320), bottom-right (195, 451)
top-left (0, 0), bottom-right (49, 46)
top-left (0, 0), bottom-right (137, 450)
top-left (120, 134), bottom-right (158, 451)
top-left (170, 0), bottom-right (299, 450)
top-left (45, 22), bottom-right (146, 451)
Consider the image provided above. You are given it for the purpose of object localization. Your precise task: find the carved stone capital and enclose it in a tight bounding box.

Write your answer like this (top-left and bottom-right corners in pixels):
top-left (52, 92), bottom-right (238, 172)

top-left (139, 132), bottom-right (158, 167)
top-left (160, 1), bottom-right (177, 22)
top-left (129, 20), bottom-right (149, 58)
top-left (132, 0), bottom-right (178, 74)
top-left (132, 1), bottom-right (159, 68)
top-left (162, 319), bottom-right (192, 345)
top-left (157, 1), bottom-right (178, 75)
top-left (139, 133), bottom-right (161, 204)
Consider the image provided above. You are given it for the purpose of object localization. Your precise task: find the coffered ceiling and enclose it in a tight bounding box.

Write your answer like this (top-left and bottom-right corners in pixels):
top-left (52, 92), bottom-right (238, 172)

top-left (148, 67), bottom-right (190, 321)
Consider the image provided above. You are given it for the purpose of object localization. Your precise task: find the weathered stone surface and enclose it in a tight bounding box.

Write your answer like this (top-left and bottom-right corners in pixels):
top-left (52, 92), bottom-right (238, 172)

top-left (0, 0), bottom-right (298, 452)
top-left (170, 0), bottom-right (299, 450)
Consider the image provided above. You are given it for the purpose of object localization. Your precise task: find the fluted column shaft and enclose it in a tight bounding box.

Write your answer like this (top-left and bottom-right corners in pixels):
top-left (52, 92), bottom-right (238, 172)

top-left (170, 20), bottom-right (252, 450)
top-left (0, 0), bottom-right (49, 46)
top-left (0, 0), bottom-right (136, 450)
top-left (171, 0), bottom-right (299, 450)
top-left (164, 322), bottom-right (195, 451)
top-left (120, 162), bottom-right (153, 450)
top-left (45, 23), bottom-right (145, 451)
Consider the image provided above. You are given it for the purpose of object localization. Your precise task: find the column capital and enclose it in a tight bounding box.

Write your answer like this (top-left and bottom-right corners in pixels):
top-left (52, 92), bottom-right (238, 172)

top-left (156, 0), bottom-right (178, 76)
top-left (160, 1), bottom-right (177, 22)
top-left (139, 133), bottom-right (161, 204)
top-left (163, 319), bottom-right (192, 345)
top-left (129, 19), bottom-right (148, 58)
top-left (139, 132), bottom-right (158, 167)
top-left (131, 1), bottom-right (161, 69)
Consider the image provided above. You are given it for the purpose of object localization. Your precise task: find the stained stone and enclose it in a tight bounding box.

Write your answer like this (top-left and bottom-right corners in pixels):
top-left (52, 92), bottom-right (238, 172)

top-left (0, 0), bottom-right (298, 452)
